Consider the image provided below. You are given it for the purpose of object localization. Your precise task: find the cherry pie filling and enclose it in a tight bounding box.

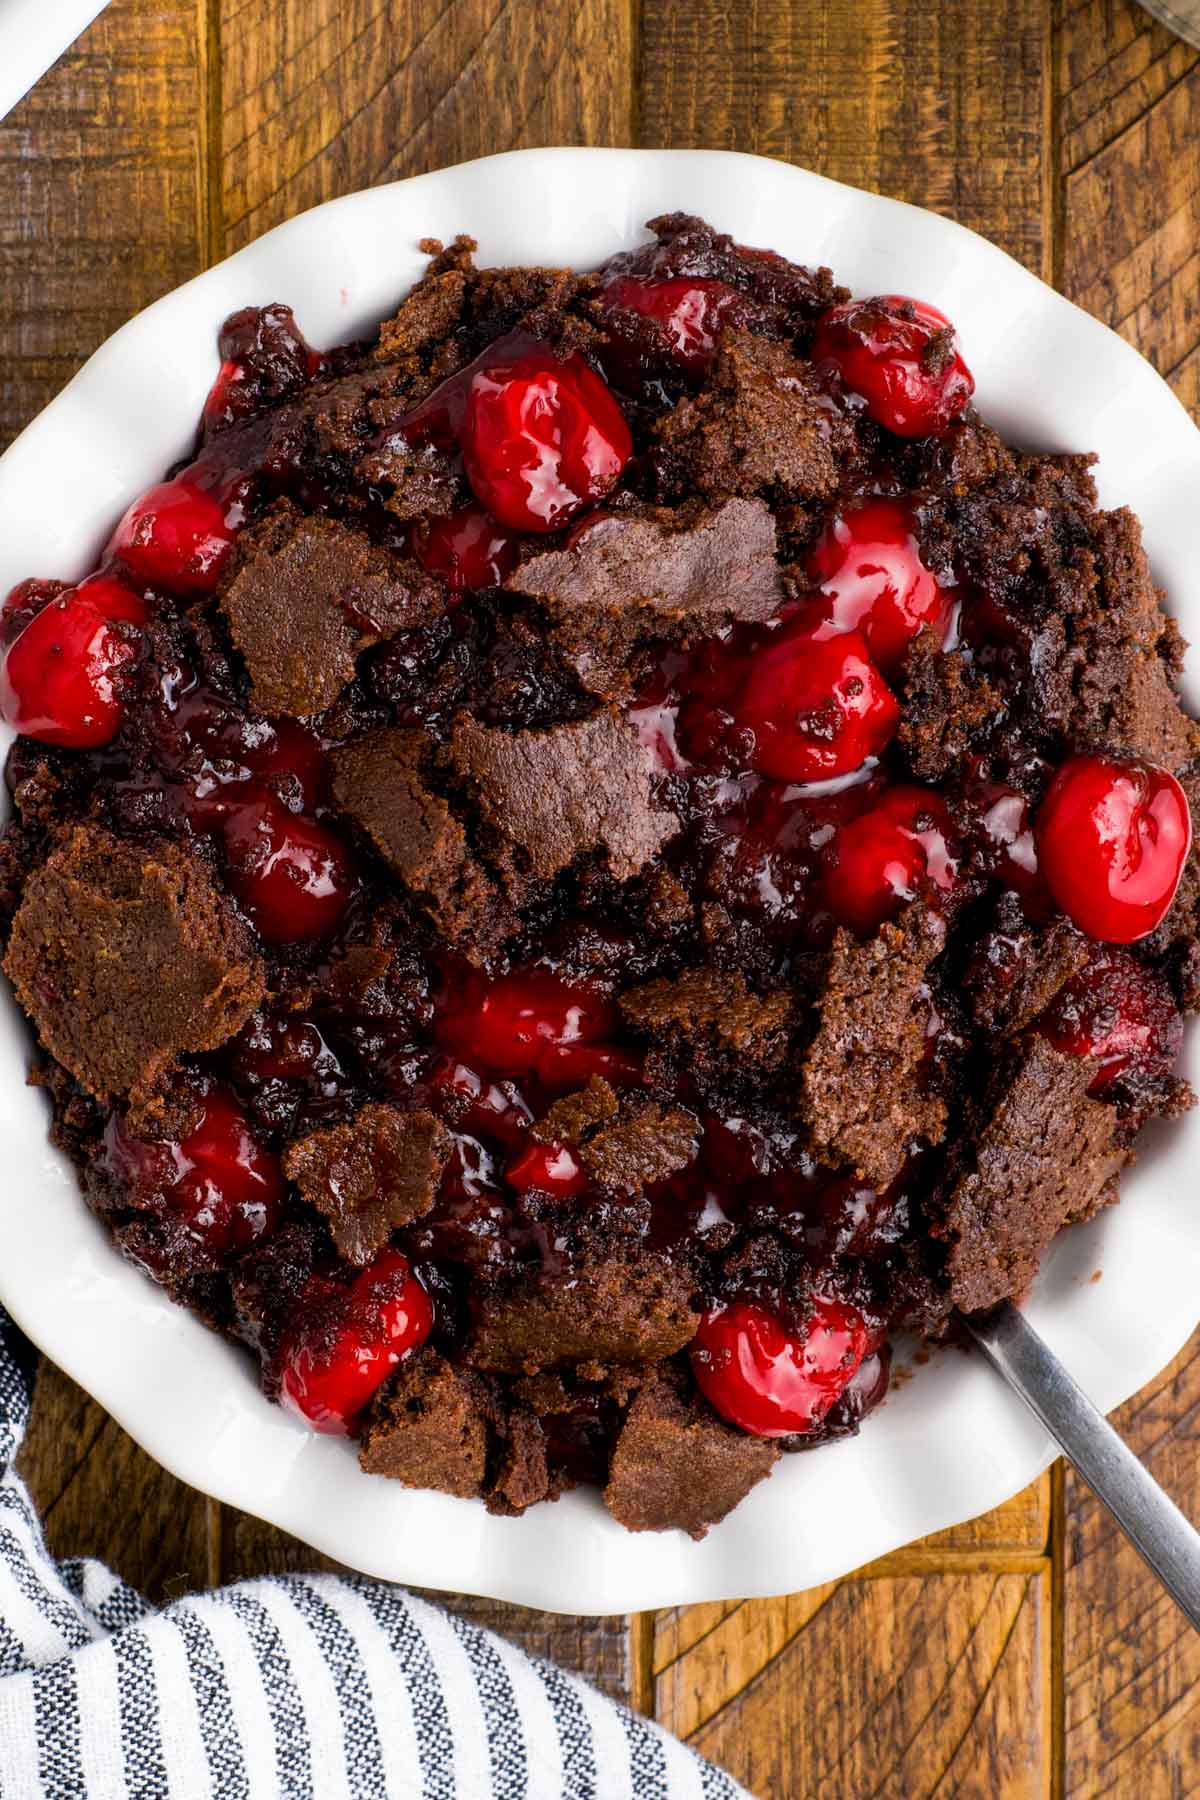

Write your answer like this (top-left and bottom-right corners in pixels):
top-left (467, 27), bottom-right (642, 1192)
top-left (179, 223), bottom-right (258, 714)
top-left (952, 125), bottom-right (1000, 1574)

top-left (0, 226), bottom-right (1194, 1518)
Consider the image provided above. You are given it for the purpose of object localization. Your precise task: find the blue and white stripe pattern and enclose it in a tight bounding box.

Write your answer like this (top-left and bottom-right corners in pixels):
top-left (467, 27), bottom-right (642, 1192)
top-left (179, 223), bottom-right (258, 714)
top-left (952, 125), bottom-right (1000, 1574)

top-left (0, 1308), bottom-right (750, 1798)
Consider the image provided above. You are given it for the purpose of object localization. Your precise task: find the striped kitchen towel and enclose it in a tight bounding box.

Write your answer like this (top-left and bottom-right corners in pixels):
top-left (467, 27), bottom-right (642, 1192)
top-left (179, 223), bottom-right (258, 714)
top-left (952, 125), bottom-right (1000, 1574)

top-left (0, 1309), bottom-right (750, 1798)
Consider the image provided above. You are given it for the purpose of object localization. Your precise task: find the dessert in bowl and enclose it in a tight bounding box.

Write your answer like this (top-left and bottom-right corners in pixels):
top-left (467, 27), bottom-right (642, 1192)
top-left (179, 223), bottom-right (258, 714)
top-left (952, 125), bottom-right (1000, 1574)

top-left (0, 149), bottom-right (1197, 1610)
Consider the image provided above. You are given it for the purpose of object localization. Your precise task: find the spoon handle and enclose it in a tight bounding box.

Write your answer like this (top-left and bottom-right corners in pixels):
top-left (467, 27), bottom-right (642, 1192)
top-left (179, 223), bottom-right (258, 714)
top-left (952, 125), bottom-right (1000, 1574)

top-left (965, 1300), bottom-right (1200, 1630)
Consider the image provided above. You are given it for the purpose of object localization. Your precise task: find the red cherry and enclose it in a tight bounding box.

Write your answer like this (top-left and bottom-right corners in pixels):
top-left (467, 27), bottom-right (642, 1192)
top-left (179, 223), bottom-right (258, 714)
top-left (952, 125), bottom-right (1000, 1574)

top-left (505, 1141), bottom-right (589, 1197)
top-left (203, 359), bottom-right (248, 430)
top-left (409, 506), bottom-right (518, 591)
top-left (220, 792), bottom-right (355, 943)
top-left (0, 581), bottom-right (148, 748)
top-left (107, 472), bottom-right (238, 594)
top-left (434, 966), bottom-right (619, 1076)
top-left (459, 344), bottom-right (631, 532)
top-left (823, 784), bottom-right (958, 934)
top-left (811, 295), bottom-right (974, 438)
top-left (533, 1041), bottom-right (645, 1092)
top-left (240, 717), bottom-right (328, 809)
top-left (105, 1087), bottom-right (283, 1256)
top-left (599, 275), bottom-right (745, 373)
top-left (1036, 950), bottom-right (1182, 1098)
top-left (177, 703), bottom-right (328, 817)
top-left (280, 1248), bottom-right (433, 1435)
top-left (806, 497), bottom-right (952, 669)
top-left (425, 1057), bottom-right (534, 1152)
top-left (2, 578), bottom-right (73, 647)
top-left (691, 1297), bottom-right (869, 1437)
top-left (735, 622), bottom-right (900, 782)
top-left (1035, 754), bottom-right (1192, 944)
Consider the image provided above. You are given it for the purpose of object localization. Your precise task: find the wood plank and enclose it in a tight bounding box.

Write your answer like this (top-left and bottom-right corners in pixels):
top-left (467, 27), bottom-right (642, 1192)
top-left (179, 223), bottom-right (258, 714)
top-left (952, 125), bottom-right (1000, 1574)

top-left (218, 0), bottom-right (634, 255)
top-left (16, 1361), bottom-right (213, 1605)
top-left (0, 0), bottom-right (207, 451)
top-left (654, 1569), bottom-right (1052, 1799)
top-left (921, 1475), bottom-right (1052, 1555)
top-left (1061, 1329), bottom-right (1200, 1797)
top-left (1057, 0), bottom-right (1200, 418)
top-left (638, 0), bottom-right (1052, 276)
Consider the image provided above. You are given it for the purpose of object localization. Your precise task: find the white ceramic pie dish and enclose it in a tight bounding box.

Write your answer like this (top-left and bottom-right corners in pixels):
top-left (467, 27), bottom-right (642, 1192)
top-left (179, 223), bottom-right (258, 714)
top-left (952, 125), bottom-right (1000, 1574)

top-left (1, 147), bottom-right (1198, 1614)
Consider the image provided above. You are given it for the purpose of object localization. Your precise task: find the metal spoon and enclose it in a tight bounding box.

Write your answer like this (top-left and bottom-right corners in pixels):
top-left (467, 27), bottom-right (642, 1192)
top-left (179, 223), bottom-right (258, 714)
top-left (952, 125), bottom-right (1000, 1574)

top-left (965, 1300), bottom-right (1200, 1629)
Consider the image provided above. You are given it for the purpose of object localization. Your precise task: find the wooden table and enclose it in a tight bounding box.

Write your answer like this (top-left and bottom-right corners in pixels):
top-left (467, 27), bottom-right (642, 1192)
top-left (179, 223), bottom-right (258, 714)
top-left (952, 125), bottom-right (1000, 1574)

top-left (2, 1), bottom-right (1199, 1792)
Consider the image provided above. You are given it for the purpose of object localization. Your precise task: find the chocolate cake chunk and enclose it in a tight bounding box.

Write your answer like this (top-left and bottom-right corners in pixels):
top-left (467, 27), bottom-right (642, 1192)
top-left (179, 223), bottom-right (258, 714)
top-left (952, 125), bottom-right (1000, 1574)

top-left (359, 1352), bottom-right (490, 1497)
top-left (934, 1037), bottom-right (1132, 1314)
top-left (331, 728), bottom-right (504, 944)
top-left (486, 1408), bottom-right (552, 1515)
top-left (603, 1372), bottom-right (779, 1538)
top-left (1054, 508), bottom-right (1198, 771)
top-left (620, 968), bottom-right (794, 1072)
top-left (898, 637), bottom-right (1005, 782)
top-left (795, 906), bottom-right (948, 1188)
top-left (535, 1078), bottom-right (700, 1194)
top-left (955, 470), bottom-right (1197, 769)
top-left (467, 1251), bottom-right (699, 1374)
top-left (534, 1075), bottom-right (621, 1142)
top-left (506, 498), bottom-right (785, 694)
top-left (963, 904), bottom-right (1091, 1037)
top-left (447, 708), bottom-right (679, 892)
top-left (282, 1104), bottom-right (451, 1266)
top-left (606, 212), bottom-right (844, 319)
top-left (374, 265), bottom-right (469, 366)
top-left (901, 413), bottom-right (1016, 497)
top-left (354, 438), bottom-right (463, 524)
top-left (219, 502), bottom-right (443, 717)
top-left (653, 333), bottom-right (858, 505)
top-left (582, 1102), bottom-right (701, 1195)
top-left (4, 825), bottom-right (264, 1101)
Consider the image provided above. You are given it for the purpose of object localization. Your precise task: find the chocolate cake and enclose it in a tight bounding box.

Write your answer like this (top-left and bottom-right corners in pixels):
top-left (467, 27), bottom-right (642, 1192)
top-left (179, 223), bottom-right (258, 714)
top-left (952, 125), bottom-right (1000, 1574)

top-left (1, 214), bottom-right (1195, 1538)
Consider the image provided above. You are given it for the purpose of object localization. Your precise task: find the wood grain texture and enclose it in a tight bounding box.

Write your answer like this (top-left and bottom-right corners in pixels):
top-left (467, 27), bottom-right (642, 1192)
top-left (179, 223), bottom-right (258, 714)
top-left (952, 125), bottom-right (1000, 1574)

top-left (1061, 1330), bottom-right (1200, 1797)
top-left (654, 1571), bottom-right (1052, 1799)
top-left (0, 0), bottom-right (206, 451)
top-left (923, 1475), bottom-right (1052, 1555)
top-left (1058, 0), bottom-right (1200, 418)
top-left (16, 1362), bottom-right (214, 1605)
top-left (218, 0), bottom-right (634, 254)
top-left (639, 0), bottom-right (1052, 275)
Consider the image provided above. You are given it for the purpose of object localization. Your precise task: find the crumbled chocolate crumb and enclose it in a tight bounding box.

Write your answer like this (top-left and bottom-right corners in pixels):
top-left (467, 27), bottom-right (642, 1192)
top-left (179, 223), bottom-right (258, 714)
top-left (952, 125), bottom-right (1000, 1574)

top-left (603, 1371), bottom-right (779, 1537)
top-left (620, 968), bottom-right (794, 1071)
top-left (795, 907), bottom-right (948, 1188)
top-left (359, 1352), bottom-right (490, 1496)
top-left (4, 825), bottom-right (263, 1101)
top-left (282, 1104), bottom-right (450, 1265)
top-left (898, 636), bottom-right (1005, 782)
top-left (653, 333), bottom-right (859, 505)
top-left (534, 1076), bottom-right (700, 1195)
top-left (447, 707), bottom-right (679, 892)
top-left (534, 1076), bottom-right (622, 1143)
top-left (219, 501), bottom-right (444, 717)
